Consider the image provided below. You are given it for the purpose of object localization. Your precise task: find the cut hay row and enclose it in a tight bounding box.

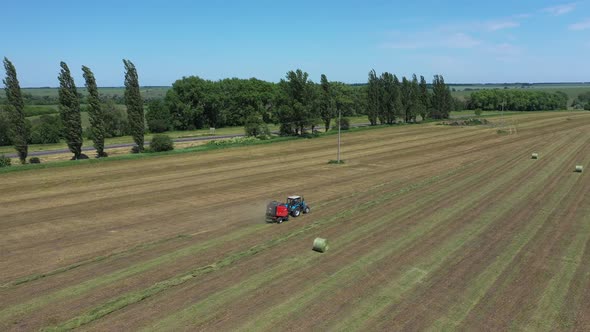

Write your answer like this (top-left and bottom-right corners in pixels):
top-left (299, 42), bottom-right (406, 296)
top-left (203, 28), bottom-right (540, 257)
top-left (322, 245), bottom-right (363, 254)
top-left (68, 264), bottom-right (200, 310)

top-left (2, 112), bottom-right (590, 331)
top-left (188, 133), bottom-right (582, 332)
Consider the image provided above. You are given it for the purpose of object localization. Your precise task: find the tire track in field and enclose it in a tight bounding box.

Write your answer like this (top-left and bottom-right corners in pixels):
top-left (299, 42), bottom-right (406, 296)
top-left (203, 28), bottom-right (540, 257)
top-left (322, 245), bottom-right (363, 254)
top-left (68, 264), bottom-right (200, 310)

top-left (1, 115), bottom-right (580, 318)
top-left (1, 122), bottom-right (511, 282)
top-left (256, 129), bottom-right (584, 332)
top-left (1, 113), bottom-right (588, 330)
top-left (168, 126), bottom-right (580, 330)
top-left (2, 148), bottom-right (480, 332)
top-left (369, 136), bottom-right (590, 331)
top-left (128, 134), bottom-right (538, 331)
top-left (49, 120), bottom-right (560, 332)
top-left (89, 126), bottom-right (544, 330)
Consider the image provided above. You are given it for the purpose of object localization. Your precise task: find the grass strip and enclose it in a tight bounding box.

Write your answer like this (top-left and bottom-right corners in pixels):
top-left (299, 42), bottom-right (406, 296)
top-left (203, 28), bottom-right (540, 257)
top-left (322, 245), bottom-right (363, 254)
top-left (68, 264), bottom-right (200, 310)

top-left (41, 164), bottom-right (470, 331)
top-left (1, 234), bottom-right (191, 289)
top-left (0, 225), bottom-right (264, 323)
top-left (0, 123), bottom-right (393, 175)
top-left (524, 211), bottom-right (590, 331)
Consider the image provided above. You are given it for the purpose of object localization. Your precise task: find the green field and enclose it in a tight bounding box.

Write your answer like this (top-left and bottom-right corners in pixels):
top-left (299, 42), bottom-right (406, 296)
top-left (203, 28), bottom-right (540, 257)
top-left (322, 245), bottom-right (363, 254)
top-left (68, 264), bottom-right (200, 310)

top-left (0, 86), bottom-right (170, 100)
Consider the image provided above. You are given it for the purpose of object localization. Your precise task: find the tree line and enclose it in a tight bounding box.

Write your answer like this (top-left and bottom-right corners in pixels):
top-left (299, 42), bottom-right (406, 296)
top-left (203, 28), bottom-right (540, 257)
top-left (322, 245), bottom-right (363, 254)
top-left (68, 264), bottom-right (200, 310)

top-left (2, 58), bottom-right (458, 163)
top-left (366, 71), bottom-right (453, 125)
top-left (2, 57), bottom-right (144, 163)
top-left (465, 89), bottom-right (568, 111)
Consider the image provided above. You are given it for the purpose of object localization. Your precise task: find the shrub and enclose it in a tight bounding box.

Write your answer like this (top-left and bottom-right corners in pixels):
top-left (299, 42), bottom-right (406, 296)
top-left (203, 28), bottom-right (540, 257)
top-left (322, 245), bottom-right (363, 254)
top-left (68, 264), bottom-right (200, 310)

top-left (29, 157), bottom-right (41, 164)
top-left (131, 145), bottom-right (141, 154)
top-left (244, 116), bottom-right (271, 138)
top-left (207, 136), bottom-right (259, 147)
top-left (149, 134), bottom-right (174, 152)
top-left (334, 117), bottom-right (350, 130)
top-left (0, 154), bottom-right (11, 168)
top-left (475, 109), bottom-right (482, 116)
top-left (148, 119), bottom-right (169, 133)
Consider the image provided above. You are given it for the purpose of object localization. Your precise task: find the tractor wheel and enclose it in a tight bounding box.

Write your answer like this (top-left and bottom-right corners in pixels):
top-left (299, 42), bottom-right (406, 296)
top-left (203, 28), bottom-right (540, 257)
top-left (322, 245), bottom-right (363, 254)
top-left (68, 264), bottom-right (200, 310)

top-left (292, 209), bottom-right (301, 217)
top-left (277, 218), bottom-right (283, 224)
top-left (304, 206), bottom-right (310, 214)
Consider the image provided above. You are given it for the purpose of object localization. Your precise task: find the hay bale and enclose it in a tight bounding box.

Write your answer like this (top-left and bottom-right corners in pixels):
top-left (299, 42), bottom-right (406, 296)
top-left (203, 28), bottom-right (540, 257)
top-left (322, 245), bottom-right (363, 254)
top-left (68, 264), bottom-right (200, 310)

top-left (575, 165), bottom-right (583, 173)
top-left (313, 238), bottom-right (328, 253)
top-left (531, 153), bottom-right (538, 159)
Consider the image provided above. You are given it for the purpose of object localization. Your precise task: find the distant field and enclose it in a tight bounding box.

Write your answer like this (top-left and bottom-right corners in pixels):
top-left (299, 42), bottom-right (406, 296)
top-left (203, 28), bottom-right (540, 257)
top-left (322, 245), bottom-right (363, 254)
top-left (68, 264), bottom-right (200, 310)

top-left (450, 83), bottom-right (590, 104)
top-left (0, 86), bottom-right (170, 100)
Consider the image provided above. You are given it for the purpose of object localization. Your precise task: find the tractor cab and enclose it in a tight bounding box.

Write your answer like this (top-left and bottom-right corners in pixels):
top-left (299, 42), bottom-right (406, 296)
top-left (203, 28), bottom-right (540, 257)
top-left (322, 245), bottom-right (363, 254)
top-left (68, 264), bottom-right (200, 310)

top-left (285, 195), bottom-right (310, 217)
top-left (286, 195), bottom-right (302, 207)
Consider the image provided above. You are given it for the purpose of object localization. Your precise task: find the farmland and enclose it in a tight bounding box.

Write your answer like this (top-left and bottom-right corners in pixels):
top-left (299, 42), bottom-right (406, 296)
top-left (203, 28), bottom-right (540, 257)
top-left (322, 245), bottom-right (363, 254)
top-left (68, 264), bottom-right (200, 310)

top-left (1, 112), bottom-right (590, 330)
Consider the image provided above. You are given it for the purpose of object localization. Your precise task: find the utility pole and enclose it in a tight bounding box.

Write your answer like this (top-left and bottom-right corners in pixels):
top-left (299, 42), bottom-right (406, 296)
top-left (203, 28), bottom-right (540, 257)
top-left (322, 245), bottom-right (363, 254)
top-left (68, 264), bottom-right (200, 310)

top-left (337, 109), bottom-right (341, 163)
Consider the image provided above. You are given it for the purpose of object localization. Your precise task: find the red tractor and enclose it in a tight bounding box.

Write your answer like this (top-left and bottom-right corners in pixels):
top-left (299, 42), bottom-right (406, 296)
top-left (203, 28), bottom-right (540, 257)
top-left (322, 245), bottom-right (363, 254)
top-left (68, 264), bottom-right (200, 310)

top-left (266, 195), bottom-right (310, 223)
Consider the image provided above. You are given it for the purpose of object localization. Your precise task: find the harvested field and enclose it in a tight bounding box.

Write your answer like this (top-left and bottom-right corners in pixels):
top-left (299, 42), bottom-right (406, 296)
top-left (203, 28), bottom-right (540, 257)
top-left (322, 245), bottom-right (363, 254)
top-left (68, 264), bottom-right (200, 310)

top-left (1, 112), bottom-right (589, 331)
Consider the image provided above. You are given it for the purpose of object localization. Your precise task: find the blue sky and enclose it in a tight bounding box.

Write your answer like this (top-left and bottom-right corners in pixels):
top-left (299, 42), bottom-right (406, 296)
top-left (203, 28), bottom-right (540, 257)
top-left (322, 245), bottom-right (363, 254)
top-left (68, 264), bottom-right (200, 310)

top-left (2, 0), bottom-right (590, 86)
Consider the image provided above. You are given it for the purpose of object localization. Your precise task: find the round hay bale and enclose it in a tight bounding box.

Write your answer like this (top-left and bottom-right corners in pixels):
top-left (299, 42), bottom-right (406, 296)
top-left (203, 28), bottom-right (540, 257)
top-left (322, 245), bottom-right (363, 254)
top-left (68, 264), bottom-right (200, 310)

top-left (532, 153), bottom-right (539, 159)
top-left (575, 165), bottom-right (583, 173)
top-left (313, 238), bottom-right (328, 253)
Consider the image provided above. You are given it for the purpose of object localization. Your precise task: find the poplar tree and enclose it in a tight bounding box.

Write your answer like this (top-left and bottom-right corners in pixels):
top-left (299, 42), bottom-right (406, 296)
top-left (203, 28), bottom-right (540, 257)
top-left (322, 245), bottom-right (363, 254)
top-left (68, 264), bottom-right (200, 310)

top-left (411, 74), bottom-right (424, 122)
top-left (419, 75), bottom-right (430, 121)
top-left (123, 59), bottom-right (145, 152)
top-left (58, 61), bottom-right (83, 159)
top-left (319, 74), bottom-right (335, 131)
top-left (392, 75), bottom-right (403, 121)
top-left (82, 65), bottom-right (107, 157)
top-left (432, 75), bottom-right (452, 119)
top-left (2, 57), bottom-right (28, 163)
top-left (366, 69), bottom-right (380, 125)
top-left (123, 59), bottom-right (144, 151)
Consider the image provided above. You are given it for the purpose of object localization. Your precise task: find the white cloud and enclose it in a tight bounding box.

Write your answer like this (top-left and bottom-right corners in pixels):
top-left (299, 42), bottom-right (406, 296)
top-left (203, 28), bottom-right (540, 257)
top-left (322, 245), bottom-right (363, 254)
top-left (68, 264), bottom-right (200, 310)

top-left (569, 19), bottom-right (590, 30)
top-left (379, 41), bottom-right (424, 50)
top-left (513, 13), bottom-right (533, 19)
top-left (380, 32), bottom-right (481, 50)
top-left (486, 21), bottom-right (520, 31)
top-left (444, 33), bottom-right (482, 48)
top-left (543, 3), bottom-right (576, 16)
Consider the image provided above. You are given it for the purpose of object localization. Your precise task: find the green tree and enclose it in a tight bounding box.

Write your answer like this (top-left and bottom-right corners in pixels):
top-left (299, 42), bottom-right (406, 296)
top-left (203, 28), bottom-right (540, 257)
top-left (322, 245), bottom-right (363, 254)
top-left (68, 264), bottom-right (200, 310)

top-left (275, 69), bottom-right (318, 135)
top-left (411, 74), bottom-right (424, 122)
top-left (378, 72), bottom-right (398, 124)
top-left (58, 61), bottom-right (83, 159)
top-left (418, 75), bottom-right (430, 121)
top-left (164, 76), bottom-right (210, 130)
top-left (366, 69), bottom-right (380, 125)
top-left (123, 59), bottom-right (144, 151)
top-left (146, 99), bottom-right (171, 133)
top-left (29, 115), bottom-right (62, 144)
top-left (319, 74), bottom-right (335, 131)
top-left (82, 65), bottom-right (107, 157)
top-left (244, 114), bottom-right (270, 138)
top-left (101, 100), bottom-right (128, 137)
top-left (0, 109), bottom-right (12, 146)
top-left (431, 75), bottom-right (452, 119)
top-left (2, 57), bottom-right (28, 163)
